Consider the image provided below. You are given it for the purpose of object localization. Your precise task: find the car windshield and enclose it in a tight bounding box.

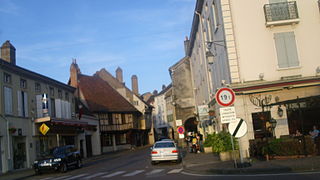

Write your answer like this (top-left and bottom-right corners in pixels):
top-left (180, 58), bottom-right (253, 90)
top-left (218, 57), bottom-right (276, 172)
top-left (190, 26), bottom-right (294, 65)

top-left (154, 142), bottom-right (175, 148)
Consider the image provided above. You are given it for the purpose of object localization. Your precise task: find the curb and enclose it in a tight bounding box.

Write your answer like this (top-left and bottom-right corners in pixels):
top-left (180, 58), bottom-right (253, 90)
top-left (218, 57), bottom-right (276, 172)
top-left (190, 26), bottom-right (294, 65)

top-left (182, 162), bottom-right (320, 175)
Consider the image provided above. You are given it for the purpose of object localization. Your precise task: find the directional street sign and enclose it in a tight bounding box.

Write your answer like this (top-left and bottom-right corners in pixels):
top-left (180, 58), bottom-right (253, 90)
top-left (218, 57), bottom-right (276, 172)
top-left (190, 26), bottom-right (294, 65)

top-left (228, 118), bottom-right (247, 138)
top-left (177, 126), bottom-right (185, 134)
top-left (215, 88), bottom-right (235, 107)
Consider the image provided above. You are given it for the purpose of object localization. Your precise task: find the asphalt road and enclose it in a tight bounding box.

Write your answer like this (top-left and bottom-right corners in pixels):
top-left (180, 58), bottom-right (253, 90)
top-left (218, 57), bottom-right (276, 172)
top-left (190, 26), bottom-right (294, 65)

top-left (23, 147), bottom-right (320, 180)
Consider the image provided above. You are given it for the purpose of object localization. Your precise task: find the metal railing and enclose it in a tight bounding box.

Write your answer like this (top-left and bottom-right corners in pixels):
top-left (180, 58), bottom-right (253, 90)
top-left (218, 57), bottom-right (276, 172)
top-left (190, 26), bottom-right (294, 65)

top-left (264, 1), bottom-right (299, 22)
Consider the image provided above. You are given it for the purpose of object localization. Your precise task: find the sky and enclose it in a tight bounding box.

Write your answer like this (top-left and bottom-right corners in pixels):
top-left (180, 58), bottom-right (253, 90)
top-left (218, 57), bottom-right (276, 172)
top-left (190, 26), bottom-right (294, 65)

top-left (0, 0), bottom-right (195, 94)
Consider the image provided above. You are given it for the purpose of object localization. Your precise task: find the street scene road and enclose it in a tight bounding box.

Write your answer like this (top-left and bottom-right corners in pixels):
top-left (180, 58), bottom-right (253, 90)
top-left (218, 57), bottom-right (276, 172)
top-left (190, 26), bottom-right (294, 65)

top-left (18, 147), bottom-right (320, 180)
top-left (1, 0), bottom-right (320, 179)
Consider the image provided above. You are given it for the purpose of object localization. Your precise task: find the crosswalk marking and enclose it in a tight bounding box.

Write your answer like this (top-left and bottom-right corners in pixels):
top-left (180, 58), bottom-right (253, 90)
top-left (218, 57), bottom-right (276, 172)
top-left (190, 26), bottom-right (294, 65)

top-left (101, 171), bottom-right (126, 178)
top-left (146, 169), bottom-right (165, 175)
top-left (167, 168), bottom-right (183, 174)
top-left (63, 173), bottom-right (88, 180)
top-left (123, 170), bottom-right (145, 177)
top-left (83, 172), bottom-right (109, 179)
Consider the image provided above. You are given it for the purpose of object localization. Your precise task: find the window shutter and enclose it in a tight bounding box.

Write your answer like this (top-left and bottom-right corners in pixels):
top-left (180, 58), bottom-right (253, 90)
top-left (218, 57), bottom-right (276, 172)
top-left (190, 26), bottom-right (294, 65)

top-left (274, 33), bottom-right (288, 68)
top-left (284, 32), bottom-right (299, 67)
top-left (24, 92), bottom-right (28, 117)
top-left (4, 87), bottom-right (13, 115)
top-left (67, 102), bottom-right (71, 119)
top-left (17, 91), bottom-right (22, 116)
top-left (36, 95), bottom-right (43, 118)
top-left (55, 99), bottom-right (62, 118)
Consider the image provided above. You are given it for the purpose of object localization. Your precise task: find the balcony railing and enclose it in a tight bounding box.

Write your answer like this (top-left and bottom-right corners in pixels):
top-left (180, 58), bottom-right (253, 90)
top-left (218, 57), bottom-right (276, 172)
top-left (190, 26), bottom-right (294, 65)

top-left (264, 1), bottom-right (299, 27)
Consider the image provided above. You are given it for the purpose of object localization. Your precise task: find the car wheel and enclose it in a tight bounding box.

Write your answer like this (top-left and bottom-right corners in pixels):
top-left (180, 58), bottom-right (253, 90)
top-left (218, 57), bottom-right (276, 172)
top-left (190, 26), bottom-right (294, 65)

top-left (60, 162), bottom-right (67, 173)
top-left (76, 159), bottom-right (82, 168)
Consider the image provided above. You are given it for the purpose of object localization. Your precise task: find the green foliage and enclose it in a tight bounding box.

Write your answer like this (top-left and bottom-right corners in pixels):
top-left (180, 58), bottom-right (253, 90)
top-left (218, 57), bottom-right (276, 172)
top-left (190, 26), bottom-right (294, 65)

top-left (204, 132), bottom-right (238, 153)
top-left (252, 137), bottom-right (316, 157)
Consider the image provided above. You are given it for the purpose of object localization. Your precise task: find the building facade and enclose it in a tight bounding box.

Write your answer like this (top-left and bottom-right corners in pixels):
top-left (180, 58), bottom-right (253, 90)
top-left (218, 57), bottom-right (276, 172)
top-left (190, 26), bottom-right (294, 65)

top-left (0, 41), bottom-right (100, 173)
top-left (94, 68), bottom-right (153, 145)
top-left (69, 62), bottom-right (142, 153)
top-left (187, 0), bottom-right (320, 158)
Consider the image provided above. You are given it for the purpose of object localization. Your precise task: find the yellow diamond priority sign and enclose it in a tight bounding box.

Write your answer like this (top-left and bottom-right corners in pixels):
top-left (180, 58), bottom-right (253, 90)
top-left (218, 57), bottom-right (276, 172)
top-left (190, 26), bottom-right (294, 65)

top-left (39, 123), bottom-right (50, 135)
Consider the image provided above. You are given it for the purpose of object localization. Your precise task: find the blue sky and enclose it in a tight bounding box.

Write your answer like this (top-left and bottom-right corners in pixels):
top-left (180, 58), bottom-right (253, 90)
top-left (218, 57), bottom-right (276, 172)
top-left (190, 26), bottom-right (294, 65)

top-left (0, 0), bottom-right (195, 94)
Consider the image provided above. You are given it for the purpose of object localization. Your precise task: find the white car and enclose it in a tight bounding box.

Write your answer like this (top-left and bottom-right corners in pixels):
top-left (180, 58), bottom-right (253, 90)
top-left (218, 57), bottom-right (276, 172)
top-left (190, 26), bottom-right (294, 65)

top-left (150, 141), bottom-right (180, 165)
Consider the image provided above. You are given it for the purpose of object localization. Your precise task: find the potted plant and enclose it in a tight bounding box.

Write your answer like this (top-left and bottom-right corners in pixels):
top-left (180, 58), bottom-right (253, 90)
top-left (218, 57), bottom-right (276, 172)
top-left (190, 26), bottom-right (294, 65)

top-left (211, 132), bottom-right (239, 161)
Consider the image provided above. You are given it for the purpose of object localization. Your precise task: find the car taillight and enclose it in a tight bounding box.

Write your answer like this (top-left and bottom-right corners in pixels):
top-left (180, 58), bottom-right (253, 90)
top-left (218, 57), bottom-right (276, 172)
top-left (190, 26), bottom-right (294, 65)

top-left (172, 150), bottom-right (178, 153)
top-left (151, 151), bottom-right (158, 154)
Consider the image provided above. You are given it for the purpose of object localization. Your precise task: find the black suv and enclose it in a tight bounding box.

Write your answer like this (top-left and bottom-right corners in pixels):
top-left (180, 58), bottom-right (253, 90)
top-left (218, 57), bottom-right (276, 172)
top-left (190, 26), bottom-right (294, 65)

top-left (33, 145), bottom-right (82, 174)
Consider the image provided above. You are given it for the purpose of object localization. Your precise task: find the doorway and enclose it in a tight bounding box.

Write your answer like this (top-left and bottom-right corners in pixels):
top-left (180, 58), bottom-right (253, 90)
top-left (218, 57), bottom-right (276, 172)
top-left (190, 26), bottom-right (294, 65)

top-left (85, 135), bottom-right (92, 157)
top-left (12, 137), bottom-right (27, 169)
top-left (184, 117), bottom-right (198, 133)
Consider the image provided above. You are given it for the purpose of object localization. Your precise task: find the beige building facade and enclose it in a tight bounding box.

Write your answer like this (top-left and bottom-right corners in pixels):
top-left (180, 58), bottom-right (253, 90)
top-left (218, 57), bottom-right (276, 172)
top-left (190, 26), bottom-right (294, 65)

top-left (187, 0), bottom-right (320, 158)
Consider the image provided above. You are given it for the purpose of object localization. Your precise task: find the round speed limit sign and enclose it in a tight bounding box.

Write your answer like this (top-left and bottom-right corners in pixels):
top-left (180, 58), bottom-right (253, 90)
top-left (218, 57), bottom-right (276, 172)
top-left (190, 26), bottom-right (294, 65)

top-left (215, 88), bottom-right (235, 107)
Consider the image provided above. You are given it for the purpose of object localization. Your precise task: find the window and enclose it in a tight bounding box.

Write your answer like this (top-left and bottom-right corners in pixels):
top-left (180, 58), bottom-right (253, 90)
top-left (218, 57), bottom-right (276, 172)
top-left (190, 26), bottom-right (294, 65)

top-left (20, 79), bottom-right (27, 89)
top-left (4, 73), bottom-right (11, 84)
top-left (50, 98), bottom-right (55, 117)
top-left (211, 3), bottom-right (219, 31)
top-left (133, 101), bottom-right (139, 106)
top-left (65, 92), bottom-right (69, 101)
top-left (17, 91), bottom-right (28, 117)
top-left (4, 86), bottom-right (13, 115)
top-left (58, 90), bottom-right (62, 99)
top-left (112, 114), bottom-right (121, 124)
top-left (101, 134), bottom-right (112, 146)
top-left (99, 114), bottom-right (109, 125)
top-left (35, 83), bottom-right (41, 92)
top-left (274, 32), bottom-right (299, 68)
top-left (50, 87), bottom-right (54, 96)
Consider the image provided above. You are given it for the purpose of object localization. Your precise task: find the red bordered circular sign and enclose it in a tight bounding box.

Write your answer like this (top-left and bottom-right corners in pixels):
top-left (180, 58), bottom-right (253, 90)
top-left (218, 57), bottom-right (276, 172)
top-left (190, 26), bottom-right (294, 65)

top-left (215, 88), bottom-right (235, 107)
top-left (177, 126), bottom-right (185, 134)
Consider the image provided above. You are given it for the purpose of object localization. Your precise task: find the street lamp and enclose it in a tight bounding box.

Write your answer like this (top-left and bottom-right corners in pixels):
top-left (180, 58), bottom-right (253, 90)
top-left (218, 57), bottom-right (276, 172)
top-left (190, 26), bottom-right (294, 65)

top-left (269, 118), bottom-right (277, 137)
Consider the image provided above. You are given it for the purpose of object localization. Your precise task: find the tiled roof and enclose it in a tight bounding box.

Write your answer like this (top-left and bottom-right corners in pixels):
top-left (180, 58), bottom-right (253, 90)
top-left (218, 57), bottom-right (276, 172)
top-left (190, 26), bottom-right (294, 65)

top-left (78, 74), bottom-right (139, 113)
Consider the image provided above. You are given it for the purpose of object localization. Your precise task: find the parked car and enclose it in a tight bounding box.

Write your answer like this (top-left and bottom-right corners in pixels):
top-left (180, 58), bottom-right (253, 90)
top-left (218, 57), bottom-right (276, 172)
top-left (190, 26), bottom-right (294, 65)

top-left (150, 140), bottom-right (180, 165)
top-left (33, 145), bottom-right (82, 174)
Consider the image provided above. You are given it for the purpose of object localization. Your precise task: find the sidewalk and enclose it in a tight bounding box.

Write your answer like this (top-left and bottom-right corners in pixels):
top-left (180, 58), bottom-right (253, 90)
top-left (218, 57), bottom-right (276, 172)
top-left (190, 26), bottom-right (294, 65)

top-left (182, 151), bottom-right (320, 174)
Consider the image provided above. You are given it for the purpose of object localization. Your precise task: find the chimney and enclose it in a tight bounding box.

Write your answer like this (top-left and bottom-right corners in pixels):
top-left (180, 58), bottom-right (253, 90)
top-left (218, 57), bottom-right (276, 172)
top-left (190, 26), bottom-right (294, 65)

top-left (184, 36), bottom-right (190, 56)
top-left (162, 84), bottom-right (166, 90)
top-left (70, 59), bottom-right (81, 88)
top-left (153, 90), bottom-right (158, 95)
top-left (116, 67), bottom-right (123, 83)
top-left (131, 75), bottom-right (139, 95)
top-left (1, 40), bottom-right (16, 65)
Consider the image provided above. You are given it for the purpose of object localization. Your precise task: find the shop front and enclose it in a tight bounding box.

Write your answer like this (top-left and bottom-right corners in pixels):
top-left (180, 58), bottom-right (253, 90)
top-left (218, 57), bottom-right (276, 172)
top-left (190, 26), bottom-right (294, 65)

top-left (34, 117), bottom-right (95, 159)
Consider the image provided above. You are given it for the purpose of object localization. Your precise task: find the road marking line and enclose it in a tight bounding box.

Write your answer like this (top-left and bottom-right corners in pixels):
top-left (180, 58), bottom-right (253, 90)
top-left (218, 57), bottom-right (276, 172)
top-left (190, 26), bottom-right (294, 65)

top-left (83, 172), bottom-right (109, 179)
top-left (50, 175), bottom-right (71, 180)
top-left (63, 174), bottom-right (88, 180)
top-left (101, 171), bottom-right (126, 178)
top-left (167, 168), bottom-right (183, 174)
top-left (123, 170), bottom-right (145, 177)
top-left (146, 169), bottom-right (165, 175)
top-left (182, 171), bottom-right (320, 177)
top-left (39, 177), bottom-right (54, 180)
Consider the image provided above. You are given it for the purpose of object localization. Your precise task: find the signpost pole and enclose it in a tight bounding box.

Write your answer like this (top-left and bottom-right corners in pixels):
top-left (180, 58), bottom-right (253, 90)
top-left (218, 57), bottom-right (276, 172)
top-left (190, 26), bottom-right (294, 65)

top-left (238, 137), bottom-right (244, 164)
top-left (230, 135), bottom-right (237, 168)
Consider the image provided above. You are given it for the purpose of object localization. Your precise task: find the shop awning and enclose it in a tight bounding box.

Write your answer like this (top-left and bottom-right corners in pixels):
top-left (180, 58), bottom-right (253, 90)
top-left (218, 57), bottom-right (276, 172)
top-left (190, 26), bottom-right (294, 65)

top-left (34, 117), bottom-right (97, 129)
